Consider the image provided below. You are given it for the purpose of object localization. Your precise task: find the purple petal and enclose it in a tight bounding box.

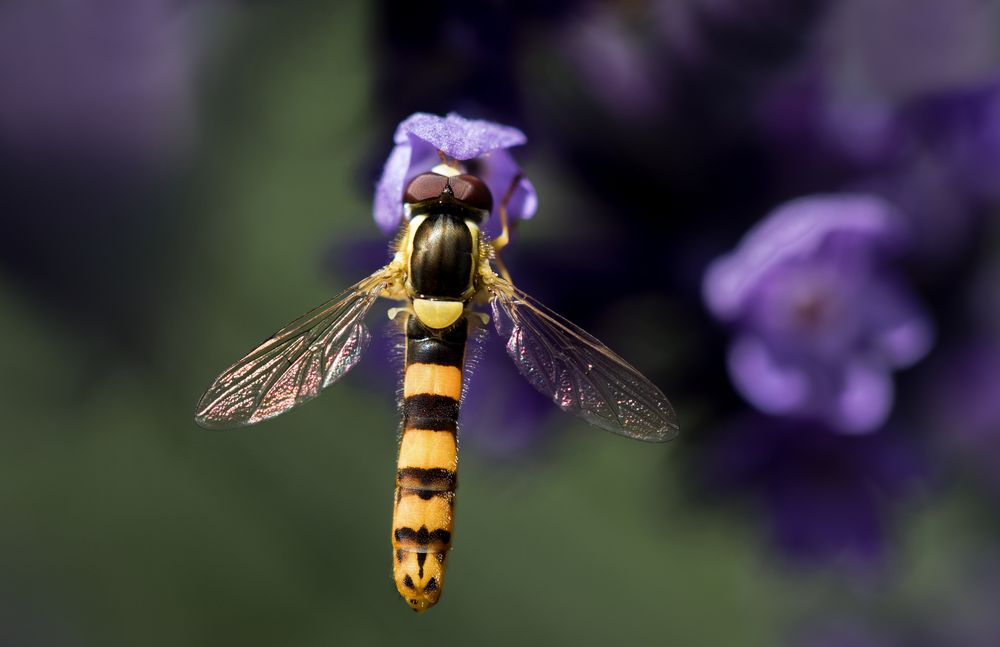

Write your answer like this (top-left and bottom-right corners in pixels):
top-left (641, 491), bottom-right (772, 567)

top-left (866, 280), bottom-right (934, 368)
top-left (393, 112), bottom-right (527, 160)
top-left (475, 149), bottom-right (538, 238)
top-left (0, 0), bottom-right (198, 161)
top-left (701, 415), bottom-right (925, 570)
top-left (373, 143), bottom-right (413, 234)
top-left (373, 112), bottom-right (532, 235)
top-left (832, 359), bottom-right (894, 434)
top-left (703, 194), bottom-right (905, 320)
top-left (460, 332), bottom-right (553, 458)
top-left (728, 334), bottom-right (809, 414)
top-left (925, 341), bottom-right (1000, 495)
top-left (825, 0), bottom-right (1000, 100)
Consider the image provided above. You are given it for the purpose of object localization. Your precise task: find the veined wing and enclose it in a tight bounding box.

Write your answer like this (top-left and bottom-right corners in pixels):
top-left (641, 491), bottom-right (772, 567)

top-left (195, 267), bottom-right (396, 429)
top-left (487, 277), bottom-right (679, 442)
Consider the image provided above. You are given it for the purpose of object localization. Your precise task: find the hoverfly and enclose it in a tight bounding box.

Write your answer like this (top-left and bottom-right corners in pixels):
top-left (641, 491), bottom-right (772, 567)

top-left (195, 158), bottom-right (678, 612)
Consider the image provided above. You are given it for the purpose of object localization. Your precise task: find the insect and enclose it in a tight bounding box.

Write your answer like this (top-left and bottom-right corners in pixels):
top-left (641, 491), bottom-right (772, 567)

top-left (195, 158), bottom-right (678, 612)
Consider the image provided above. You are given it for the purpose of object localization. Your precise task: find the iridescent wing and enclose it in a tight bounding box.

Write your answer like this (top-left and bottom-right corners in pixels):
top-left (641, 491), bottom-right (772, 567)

top-left (195, 267), bottom-right (396, 429)
top-left (487, 277), bottom-right (679, 442)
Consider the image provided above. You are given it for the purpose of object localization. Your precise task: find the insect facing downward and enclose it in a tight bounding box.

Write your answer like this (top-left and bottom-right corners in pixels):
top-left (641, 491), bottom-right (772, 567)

top-left (195, 115), bottom-right (678, 612)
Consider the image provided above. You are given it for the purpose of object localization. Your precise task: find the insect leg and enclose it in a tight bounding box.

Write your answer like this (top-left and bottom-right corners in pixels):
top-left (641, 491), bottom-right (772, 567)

top-left (490, 171), bottom-right (524, 283)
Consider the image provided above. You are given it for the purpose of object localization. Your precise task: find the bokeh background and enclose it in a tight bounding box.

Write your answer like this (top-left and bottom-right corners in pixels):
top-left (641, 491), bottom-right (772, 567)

top-left (2, 1), bottom-right (1000, 645)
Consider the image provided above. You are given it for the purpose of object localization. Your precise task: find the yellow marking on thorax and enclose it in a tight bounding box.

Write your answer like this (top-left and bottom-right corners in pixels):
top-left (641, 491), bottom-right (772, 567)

top-left (413, 299), bottom-right (464, 329)
top-left (403, 363), bottom-right (463, 400)
top-left (403, 214), bottom-right (428, 267)
top-left (397, 429), bottom-right (457, 472)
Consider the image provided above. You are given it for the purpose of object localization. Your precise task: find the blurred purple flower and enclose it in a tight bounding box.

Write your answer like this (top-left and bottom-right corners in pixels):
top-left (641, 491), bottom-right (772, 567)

top-left (0, 0), bottom-right (200, 163)
top-left (821, 0), bottom-right (1000, 103)
top-left (758, 68), bottom-right (903, 177)
top-left (460, 328), bottom-right (557, 458)
top-left (654, 0), bottom-right (832, 68)
top-left (0, 0), bottom-right (213, 349)
top-left (558, 6), bottom-right (667, 120)
top-left (851, 78), bottom-right (1000, 262)
top-left (902, 78), bottom-right (1000, 205)
top-left (704, 194), bottom-right (933, 433)
top-left (373, 112), bottom-right (537, 239)
top-left (704, 415), bottom-right (924, 569)
top-left (753, 0), bottom-right (1000, 262)
top-left (926, 340), bottom-right (1000, 495)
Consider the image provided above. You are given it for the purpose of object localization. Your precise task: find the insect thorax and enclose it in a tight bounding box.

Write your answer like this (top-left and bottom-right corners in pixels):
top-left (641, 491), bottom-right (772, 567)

top-left (407, 210), bottom-right (479, 294)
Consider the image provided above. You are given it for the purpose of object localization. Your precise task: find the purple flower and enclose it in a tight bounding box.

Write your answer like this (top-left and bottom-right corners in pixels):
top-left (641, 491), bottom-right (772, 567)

top-left (373, 112), bottom-right (537, 238)
top-left (703, 415), bottom-right (924, 569)
top-left (704, 194), bottom-right (933, 433)
top-left (558, 6), bottom-right (666, 120)
top-left (820, 0), bottom-right (1000, 103)
top-left (459, 328), bottom-right (557, 458)
top-left (0, 0), bottom-right (211, 340)
top-left (0, 0), bottom-right (201, 162)
top-left (902, 77), bottom-right (1000, 205)
top-left (925, 340), bottom-right (1000, 496)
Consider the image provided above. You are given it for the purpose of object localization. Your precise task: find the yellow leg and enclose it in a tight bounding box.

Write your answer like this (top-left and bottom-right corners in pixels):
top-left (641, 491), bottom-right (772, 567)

top-left (490, 172), bottom-right (523, 284)
top-left (491, 204), bottom-right (513, 283)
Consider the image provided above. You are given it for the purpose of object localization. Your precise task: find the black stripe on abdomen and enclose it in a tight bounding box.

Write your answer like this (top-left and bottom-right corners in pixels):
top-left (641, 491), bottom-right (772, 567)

top-left (403, 395), bottom-right (460, 432)
top-left (404, 315), bottom-right (467, 367)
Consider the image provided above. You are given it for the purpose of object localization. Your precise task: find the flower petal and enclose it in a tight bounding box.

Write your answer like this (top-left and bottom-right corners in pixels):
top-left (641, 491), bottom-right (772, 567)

top-left (373, 112), bottom-right (532, 234)
top-left (727, 334), bottom-right (809, 415)
top-left (831, 359), bottom-right (894, 433)
top-left (474, 149), bottom-right (538, 237)
top-left (703, 194), bottom-right (905, 320)
top-left (866, 280), bottom-right (935, 368)
top-left (394, 112), bottom-right (527, 160)
top-left (373, 143), bottom-right (413, 234)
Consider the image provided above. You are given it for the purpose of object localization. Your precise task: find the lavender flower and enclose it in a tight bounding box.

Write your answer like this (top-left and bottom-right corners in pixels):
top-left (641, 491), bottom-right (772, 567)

top-left (558, 6), bottom-right (666, 120)
top-left (373, 112), bottom-right (537, 239)
top-left (703, 194), bottom-right (933, 433)
top-left (703, 415), bottom-right (924, 569)
top-left (0, 0), bottom-right (210, 343)
top-left (902, 78), bottom-right (1000, 205)
top-left (0, 0), bottom-right (199, 162)
top-left (924, 338), bottom-right (1000, 497)
top-left (754, 0), bottom-right (1000, 260)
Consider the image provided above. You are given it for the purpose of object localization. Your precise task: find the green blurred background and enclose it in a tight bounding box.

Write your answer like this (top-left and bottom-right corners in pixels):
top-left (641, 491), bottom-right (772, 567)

top-left (1, 2), bottom-right (990, 645)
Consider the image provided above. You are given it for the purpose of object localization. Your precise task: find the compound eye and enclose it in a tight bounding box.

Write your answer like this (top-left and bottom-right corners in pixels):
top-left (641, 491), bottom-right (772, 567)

top-left (404, 173), bottom-right (450, 204)
top-left (448, 174), bottom-right (493, 212)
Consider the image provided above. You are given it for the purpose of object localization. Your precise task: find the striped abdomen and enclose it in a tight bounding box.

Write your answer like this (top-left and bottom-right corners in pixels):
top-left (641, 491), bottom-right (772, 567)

top-left (392, 314), bottom-right (467, 612)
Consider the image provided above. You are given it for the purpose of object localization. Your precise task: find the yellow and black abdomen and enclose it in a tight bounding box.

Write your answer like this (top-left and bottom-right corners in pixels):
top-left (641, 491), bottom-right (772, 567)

top-left (391, 314), bottom-right (467, 612)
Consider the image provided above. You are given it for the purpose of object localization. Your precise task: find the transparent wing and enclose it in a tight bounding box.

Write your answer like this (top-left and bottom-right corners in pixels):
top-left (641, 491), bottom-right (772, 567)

top-left (488, 278), bottom-right (679, 442)
top-left (195, 268), bottom-right (395, 429)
